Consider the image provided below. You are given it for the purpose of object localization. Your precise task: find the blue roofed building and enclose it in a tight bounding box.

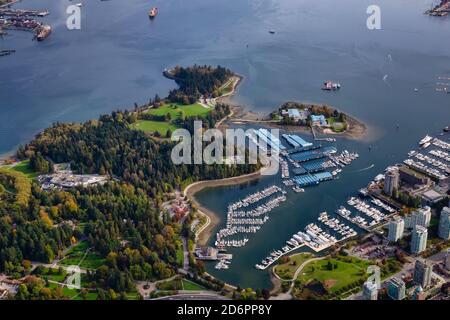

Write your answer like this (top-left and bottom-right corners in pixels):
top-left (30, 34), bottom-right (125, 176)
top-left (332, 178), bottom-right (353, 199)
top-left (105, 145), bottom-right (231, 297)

top-left (311, 114), bottom-right (328, 126)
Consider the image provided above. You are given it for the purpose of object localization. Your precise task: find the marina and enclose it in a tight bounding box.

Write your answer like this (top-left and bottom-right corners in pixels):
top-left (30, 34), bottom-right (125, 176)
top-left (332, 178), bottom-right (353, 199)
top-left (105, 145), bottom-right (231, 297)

top-left (255, 212), bottom-right (357, 270)
top-left (214, 185), bottom-right (287, 250)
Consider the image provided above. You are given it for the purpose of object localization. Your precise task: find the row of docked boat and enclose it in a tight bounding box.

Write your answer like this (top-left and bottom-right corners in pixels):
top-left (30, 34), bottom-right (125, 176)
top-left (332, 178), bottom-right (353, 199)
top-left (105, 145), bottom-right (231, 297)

top-left (215, 185), bottom-right (287, 249)
top-left (229, 185), bottom-right (284, 210)
top-left (413, 152), bottom-right (450, 173)
top-left (215, 238), bottom-right (249, 248)
top-left (429, 149), bottom-right (450, 163)
top-left (255, 212), bottom-right (358, 270)
top-left (432, 137), bottom-right (450, 151)
top-left (329, 150), bottom-right (359, 167)
top-left (215, 259), bottom-right (231, 270)
top-left (318, 212), bottom-right (357, 238)
top-left (371, 198), bottom-right (396, 214)
top-left (347, 197), bottom-right (387, 224)
top-left (280, 158), bottom-right (289, 178)
top-left (336, 206), bottom-right (370, 229)
top-left (404, 158), bottom-right (447, 180)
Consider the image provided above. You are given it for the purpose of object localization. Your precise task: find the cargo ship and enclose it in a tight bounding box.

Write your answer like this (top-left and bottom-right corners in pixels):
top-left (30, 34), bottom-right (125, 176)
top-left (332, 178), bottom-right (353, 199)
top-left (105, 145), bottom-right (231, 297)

top-left (36, 25), bottom-right (51, 41)
top-left (149, 7), bottom-right (158, 18)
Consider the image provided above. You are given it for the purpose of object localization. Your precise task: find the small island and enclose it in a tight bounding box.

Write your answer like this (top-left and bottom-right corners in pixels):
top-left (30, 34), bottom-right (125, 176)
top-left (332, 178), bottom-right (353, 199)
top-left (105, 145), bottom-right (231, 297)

top-left (261, 101), bottom-right (367, 140)
top-left (130, 65), bottom-right (241, 137)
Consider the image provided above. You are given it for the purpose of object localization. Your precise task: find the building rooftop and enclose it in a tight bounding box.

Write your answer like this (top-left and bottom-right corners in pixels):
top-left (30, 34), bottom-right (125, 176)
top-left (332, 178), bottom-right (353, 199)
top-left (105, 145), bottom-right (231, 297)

top-left (422, 189), bottom-right (444, 201)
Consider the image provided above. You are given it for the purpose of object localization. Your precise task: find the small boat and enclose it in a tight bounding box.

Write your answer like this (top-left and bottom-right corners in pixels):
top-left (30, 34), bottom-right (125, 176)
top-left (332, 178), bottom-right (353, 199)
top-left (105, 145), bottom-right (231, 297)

top-left (149, 7), bottom-right (158, 18)
top-left (322, 81), bottom-right (341, 91)
top-left (444, 126), bottom-right (449, 132)
top-left (76, 3), bottom-right (82, 7)
top-left (268, 30), bottom-right (275, 34)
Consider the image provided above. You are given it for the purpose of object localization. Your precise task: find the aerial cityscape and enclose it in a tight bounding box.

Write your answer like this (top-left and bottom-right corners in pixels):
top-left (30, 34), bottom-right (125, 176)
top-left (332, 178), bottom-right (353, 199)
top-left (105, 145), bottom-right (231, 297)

top-left (0, 0), bottom-right (450, 306)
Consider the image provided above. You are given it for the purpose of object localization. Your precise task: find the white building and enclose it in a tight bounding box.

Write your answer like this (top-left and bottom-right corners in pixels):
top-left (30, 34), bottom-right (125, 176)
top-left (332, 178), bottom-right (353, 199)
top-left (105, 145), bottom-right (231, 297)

top-left (413, 259), bottom-right (432, 289)
top-left (438, 207), bottom-right (450, 240)
top-left (411, 225), bottom-right (428, 254)
top-left (388, 217), bottom-right (404, 242)
top-left (405, 206), bottom-right (431, 229)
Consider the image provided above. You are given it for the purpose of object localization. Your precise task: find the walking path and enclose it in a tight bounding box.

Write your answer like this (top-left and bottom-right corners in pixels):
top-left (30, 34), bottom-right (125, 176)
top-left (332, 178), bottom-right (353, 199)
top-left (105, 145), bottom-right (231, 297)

top-left (270, 256), bottom-right (325, 300)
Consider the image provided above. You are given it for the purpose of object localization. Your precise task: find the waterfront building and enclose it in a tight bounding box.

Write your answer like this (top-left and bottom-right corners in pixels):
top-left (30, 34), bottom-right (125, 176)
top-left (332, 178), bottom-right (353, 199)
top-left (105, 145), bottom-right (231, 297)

top-left (387, 217), bottom-right (404, 242)
top-left (387, 277), bottom-right (406, 300)
top-left (362, 281), bottom-right (378, 300)
top-left (413, 259), bottom-right (432, 288)
top-left (438, 207), bottom-right (450, 240)
top-left (399, 165), bottom-right (430, 186)
top-left (383, 167), bottom-right (399, 196)
top-left (411, 225), bottom-right (428, 254)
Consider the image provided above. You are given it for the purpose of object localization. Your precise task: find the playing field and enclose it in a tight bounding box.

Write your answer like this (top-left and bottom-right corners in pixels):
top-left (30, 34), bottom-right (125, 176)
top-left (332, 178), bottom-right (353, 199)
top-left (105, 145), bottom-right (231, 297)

top-left (297, 256), bottom-right (371, 293)
top-left (147, 103), bottom-right (210, 118)
top-left (131, 120), bottom-right (179, 135)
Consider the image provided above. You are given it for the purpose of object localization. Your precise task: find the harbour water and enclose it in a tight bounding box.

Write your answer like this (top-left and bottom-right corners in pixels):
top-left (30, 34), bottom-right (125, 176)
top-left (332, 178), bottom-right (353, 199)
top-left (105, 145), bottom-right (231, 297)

top-left (1, 0), bottom-right (450, 289)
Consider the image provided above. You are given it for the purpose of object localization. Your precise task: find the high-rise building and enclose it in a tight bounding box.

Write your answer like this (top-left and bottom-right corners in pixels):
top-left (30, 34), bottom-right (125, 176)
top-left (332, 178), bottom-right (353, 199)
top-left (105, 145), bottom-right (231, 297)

top-left (438, 207), bottom-right (450, 240)
top-left (413, 259), bottom-right (432, 288)
top-left (387, 277), bottom-right (406, 300)
top-left (415, 206), bottom-right (431, 228)
top-left (411, 225), bottom-right (428, 254)
top-left (384, 168), bottom-right (399, 196)
top-left (362, 281), bottom-right (378, 300)
top-left (388, 217), bottom-right (404, 242)
top-left (445, 249), bottom-right (450, 271)
top-left (405, 207), bottom-right (431, 229)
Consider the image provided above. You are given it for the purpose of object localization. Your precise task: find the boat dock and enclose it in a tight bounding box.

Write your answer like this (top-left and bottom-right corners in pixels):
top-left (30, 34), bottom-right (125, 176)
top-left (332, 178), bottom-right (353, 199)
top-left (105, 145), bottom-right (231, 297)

top-left (214, 185), bottom-right (287, 249)
top-left (255, 212), bottom-right (358, 270)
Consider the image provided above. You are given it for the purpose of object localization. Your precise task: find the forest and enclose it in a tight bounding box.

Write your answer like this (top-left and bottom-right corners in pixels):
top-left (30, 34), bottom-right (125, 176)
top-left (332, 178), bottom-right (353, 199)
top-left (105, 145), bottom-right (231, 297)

top-left (1, 104), bottom-right (258, 299)
top-left (167, 65), bottom-right (234, 104)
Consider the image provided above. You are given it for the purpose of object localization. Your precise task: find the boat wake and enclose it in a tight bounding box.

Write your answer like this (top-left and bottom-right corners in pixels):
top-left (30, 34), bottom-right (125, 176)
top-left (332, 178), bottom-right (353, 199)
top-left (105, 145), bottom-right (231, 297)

top-left (355, 164), bottom-right (374, 172)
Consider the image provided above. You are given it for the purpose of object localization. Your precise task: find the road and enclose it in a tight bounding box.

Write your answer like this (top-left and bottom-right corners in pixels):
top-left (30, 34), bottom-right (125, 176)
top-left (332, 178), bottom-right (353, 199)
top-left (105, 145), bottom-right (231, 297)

top-left (150, 292), bottom-right (228, 300)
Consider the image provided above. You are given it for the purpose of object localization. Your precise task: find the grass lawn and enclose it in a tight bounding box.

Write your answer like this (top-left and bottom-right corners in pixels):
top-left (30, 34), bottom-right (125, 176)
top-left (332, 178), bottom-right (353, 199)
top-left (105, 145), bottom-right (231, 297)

top-left (156, 278), bottom-right (182, 291)
top-left (274, 253), bottom-right (313, 280)
top-left (60, 241), bottom-right (105, 270)
top-left (148, 103), bottom-right (210, 118)
top-left (131, 120), bottom-right (179, 136)
top-left (131, 103), bottom-right (211, 136)
top-left (8, 160), bottom-right (39, 179)
top-left (182, 279), bottom-right (205, 291)
top-left (327, 117), bottom-right (346, 132)
top-left (47, 282), bottom-right (98, 300)
top-left (297, 256), bottom-right (371, 294)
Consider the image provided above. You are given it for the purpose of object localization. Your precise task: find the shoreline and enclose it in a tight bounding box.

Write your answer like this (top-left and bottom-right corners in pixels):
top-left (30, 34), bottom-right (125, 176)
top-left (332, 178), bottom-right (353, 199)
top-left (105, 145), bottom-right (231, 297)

top-left (183, 168), bottom-right (264, 246)
top-left (228, 102), bottom-right (369, 141)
